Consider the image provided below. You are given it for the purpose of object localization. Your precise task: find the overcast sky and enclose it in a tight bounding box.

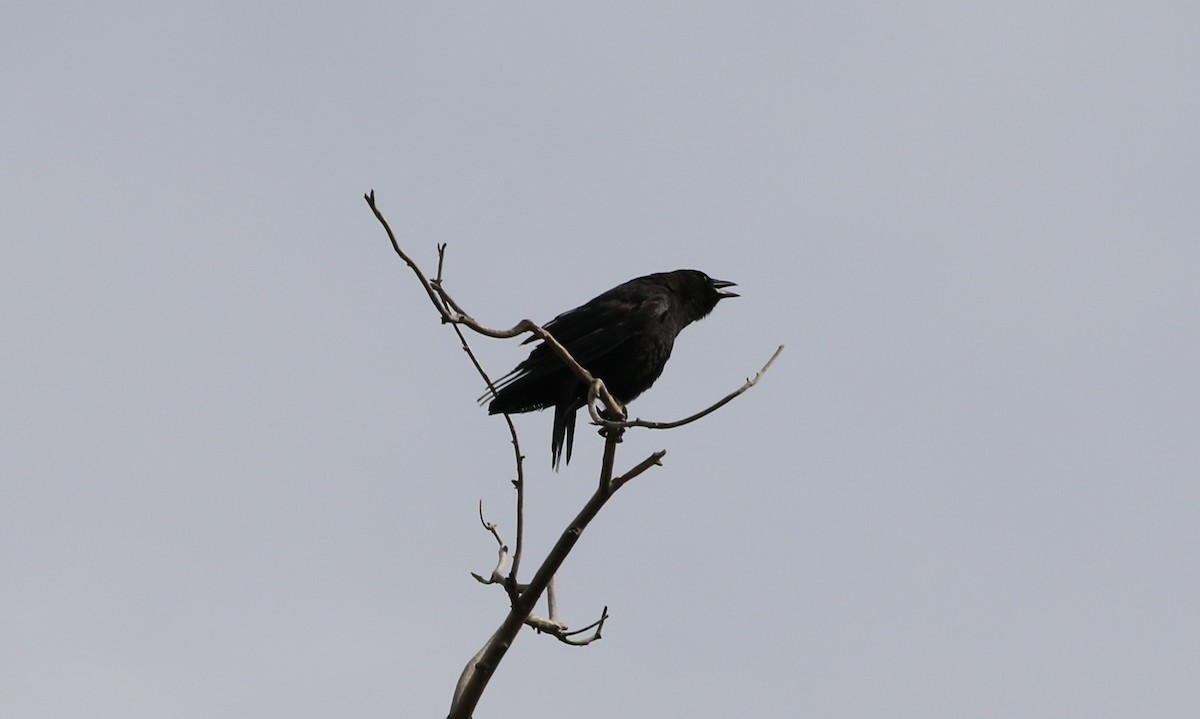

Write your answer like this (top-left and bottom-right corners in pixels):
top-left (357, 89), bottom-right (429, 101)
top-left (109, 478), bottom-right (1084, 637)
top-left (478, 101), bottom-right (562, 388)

top-left (4, 3), bottom-right (1198, 718)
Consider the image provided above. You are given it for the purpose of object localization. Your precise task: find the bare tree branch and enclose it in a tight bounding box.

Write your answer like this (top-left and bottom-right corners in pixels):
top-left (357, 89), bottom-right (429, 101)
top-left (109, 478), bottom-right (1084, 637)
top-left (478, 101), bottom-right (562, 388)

top-left (363, 192), bottom-right (778, 719)
top-left (506, 425), bottom-right (527, 592)
top-left (558, 606), bottom-right (609, 646)
top-left (583, 344), bottom-right (783, 432)
top-left (523, 613), bottom-right (567, 634)
top-left (447, 428), bottom-right (656, 719)
top-left (611, 450), bottom-right (668, 492)
top-left (546, 573), bottom-right (560, 625)
top-left (539, 575), bottom-right (601, 642)
top-left (435, 242), bottom-right (448, 286)
top-left (364, 190), bottom-right (451, 318)
top-left (469, 501), bottom-right (510, 588)
top-left (427, 242), bottom-right (530, 589)
top-left (365, 191), bottom-right (627, 418)
top-left (523, 604), bottom-right (609, 646)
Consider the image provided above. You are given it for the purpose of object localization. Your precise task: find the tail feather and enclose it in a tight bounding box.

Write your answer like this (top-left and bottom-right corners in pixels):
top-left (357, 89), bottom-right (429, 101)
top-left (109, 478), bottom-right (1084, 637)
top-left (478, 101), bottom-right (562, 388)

top-left (486, 374), bottom-right (549, 415)
top-left (551, 402), bottom-right (578, 470)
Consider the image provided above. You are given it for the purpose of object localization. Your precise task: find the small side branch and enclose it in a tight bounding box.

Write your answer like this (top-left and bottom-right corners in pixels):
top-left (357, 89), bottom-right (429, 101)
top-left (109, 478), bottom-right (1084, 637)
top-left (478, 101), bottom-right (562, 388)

top-left (426, 241), bottom-right (532, 590)
top-left (558, 606), bottom-right (609, 646)
top-left (364, 190), bottom-right (451, 319)
top-left (612, 450), bottom-right (667, 492)
top-left (525, 605), bottom-right (609, 646)
top-left (588, 344), bottom-right (784, 432)
top-left (469, 501), bottom-right (514, 595)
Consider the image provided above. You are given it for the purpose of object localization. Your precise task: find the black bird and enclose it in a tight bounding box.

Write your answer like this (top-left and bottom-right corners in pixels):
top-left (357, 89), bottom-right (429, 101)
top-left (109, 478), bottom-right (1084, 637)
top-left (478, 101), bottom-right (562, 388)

top-left (484, 269), bottom-right (738, 468)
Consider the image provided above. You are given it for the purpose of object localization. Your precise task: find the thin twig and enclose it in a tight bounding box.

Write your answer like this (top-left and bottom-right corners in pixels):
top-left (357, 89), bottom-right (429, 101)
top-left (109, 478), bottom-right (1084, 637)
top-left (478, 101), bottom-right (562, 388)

top-left (611, 450), bottom-right (668, 492)
top-left (508, 422), bottom-right (527, 590)
top-left (469, 501), bottom-right (509, 585)
top-left (559, 606), bottom-right (609, 646)
top-left (425, 238), bottom-right (529, 593)
top-left (364, 191), bottom-right (450, 318)
top-left (591, 344), bottom-right (784, 432)
top-left (522, 605), bottom-right (609, 646)
top-left (432, 244), bottom-right (469, 317)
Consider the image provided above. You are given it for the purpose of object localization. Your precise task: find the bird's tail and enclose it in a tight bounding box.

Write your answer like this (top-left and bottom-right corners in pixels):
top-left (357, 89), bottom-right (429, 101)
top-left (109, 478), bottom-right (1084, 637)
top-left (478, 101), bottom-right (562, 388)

top-left (551, 402), bottom-right (577, 470)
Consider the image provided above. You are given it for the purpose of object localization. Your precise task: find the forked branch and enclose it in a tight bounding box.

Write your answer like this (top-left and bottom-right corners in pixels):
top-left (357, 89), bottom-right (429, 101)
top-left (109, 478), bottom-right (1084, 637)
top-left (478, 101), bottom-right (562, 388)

top-left (365, 191), bottom-right (625, 416)
top-left (447, 431), bottom-right (656, 719)
top-left (363, 191), bottom-right (779, 719)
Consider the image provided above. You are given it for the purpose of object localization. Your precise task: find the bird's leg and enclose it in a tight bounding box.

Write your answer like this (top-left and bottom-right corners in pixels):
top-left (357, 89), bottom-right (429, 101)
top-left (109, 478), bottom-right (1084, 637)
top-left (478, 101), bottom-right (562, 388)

top-left (596, 427), bottom-right (623, 443)
top-left (596, 408), bottom-right (625, 443)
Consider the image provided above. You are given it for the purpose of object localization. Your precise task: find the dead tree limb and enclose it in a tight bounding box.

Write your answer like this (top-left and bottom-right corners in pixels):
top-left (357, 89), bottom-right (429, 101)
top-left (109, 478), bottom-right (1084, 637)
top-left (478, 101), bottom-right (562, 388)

top-left (362, 191), bottom-right (780, 719)
top-left (447, 430), bottom-right (661, 719)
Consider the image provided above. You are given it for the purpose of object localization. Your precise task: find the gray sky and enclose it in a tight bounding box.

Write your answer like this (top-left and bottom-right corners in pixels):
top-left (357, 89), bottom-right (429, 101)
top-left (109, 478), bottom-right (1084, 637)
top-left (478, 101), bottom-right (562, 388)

top-left (4, 3), bottom-right (1198, 717)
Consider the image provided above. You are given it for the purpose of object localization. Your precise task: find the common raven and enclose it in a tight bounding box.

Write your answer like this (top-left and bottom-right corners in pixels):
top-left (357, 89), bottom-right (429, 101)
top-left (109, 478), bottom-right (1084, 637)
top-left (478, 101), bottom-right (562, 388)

top-left (485, 269), bottom-right (737, 468)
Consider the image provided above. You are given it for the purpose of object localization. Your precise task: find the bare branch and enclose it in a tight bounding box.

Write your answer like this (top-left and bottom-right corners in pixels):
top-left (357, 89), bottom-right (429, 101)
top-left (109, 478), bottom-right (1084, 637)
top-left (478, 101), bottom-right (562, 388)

top-left (452, 329), bottom-right (528, 596)
top-left (447, 428), bottom-right (659, 719)
top-left (469, 501), bottom-right (510, 586)
top-left (365, 192), bottom-right (625, 418)
top-left (364, 192), bottom-right (774, 719)
top-left (558, 606), bottom-right (609, 646)
top-left (432, 244), bottom-right (470, 318)
top-left (507, 423), bottom-right (527, 590)
top-left (435, 242), bottom-right (448, 284)
top-left (611, 450), bottom-right (667, 492)
top-left (411, 235), bottom-right (530, 589)
top-left (363, 190), bottom-right (451, 319)
top-left (495, 322), bottom-right (624, 416)
top-left (441, 316), bottom-right (530, 588)
top-left (546, 573), bottom-right (560, 625)
top-left (524, 605), bottom-right (609, 646)
top-left (592, 344), bottom-right (784, 433)
top-left (523, 613), bottom-right (567, 633)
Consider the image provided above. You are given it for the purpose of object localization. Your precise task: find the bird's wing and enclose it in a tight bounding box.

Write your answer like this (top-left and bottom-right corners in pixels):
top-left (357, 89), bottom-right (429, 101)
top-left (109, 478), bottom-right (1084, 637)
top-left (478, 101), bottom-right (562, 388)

top-left (495, 286), bottom-right (670, 389)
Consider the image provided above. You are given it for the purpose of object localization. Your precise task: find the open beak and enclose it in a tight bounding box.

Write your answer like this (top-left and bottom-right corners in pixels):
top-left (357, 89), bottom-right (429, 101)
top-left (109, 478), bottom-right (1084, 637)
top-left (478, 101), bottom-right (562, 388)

top-left (711, 278), bottom-right (739, 298)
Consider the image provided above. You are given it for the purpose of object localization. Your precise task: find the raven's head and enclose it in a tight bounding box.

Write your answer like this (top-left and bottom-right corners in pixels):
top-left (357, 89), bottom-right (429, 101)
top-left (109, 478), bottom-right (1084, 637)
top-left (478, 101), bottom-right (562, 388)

top-left (669, 269), bottom-right (738, 323)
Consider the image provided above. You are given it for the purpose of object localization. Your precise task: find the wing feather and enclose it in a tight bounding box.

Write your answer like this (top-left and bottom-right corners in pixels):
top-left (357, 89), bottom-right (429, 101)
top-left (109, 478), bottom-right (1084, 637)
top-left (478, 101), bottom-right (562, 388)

top-left (484, 279), bottom-right (670, 409)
